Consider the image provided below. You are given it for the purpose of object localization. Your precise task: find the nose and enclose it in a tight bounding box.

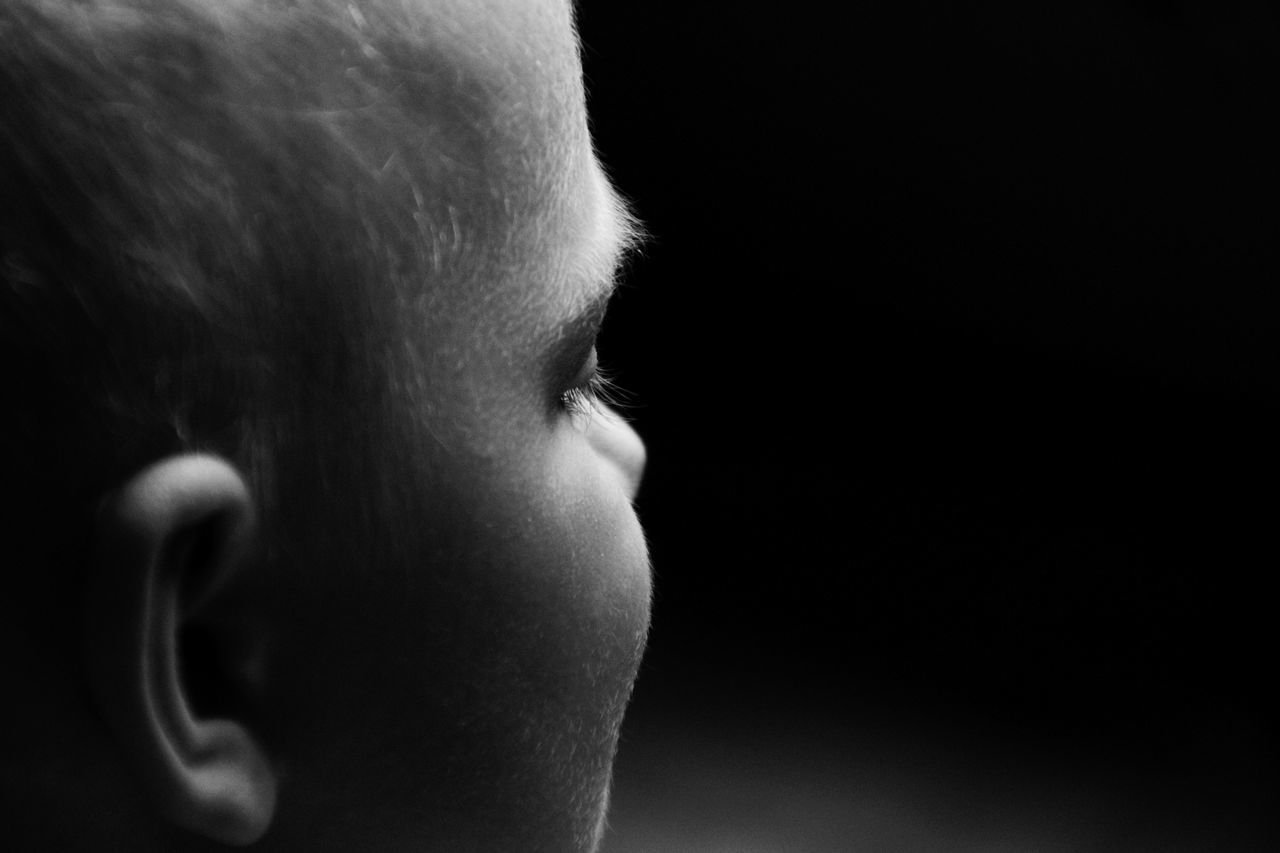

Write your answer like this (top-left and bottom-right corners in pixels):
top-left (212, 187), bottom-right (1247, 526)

top-left (588, 405), bottom-right (647, 501)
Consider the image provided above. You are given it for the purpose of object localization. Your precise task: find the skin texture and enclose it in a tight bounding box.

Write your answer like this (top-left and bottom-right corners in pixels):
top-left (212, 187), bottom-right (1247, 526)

top-left (253, 4), bottom-right (654, 846)
top-left (0, 1), bottom-right (649, 851)
top-left (226, 2), bottom-right (651, 850)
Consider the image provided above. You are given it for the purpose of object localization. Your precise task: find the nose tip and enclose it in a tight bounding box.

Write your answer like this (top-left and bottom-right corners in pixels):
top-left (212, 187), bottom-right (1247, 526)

top-left (591, 406), bottom-right (646, 500)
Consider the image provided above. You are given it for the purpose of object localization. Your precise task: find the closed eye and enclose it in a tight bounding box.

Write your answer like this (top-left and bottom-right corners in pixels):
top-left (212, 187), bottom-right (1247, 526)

top-left (558, 346), bottom-right (630, 425)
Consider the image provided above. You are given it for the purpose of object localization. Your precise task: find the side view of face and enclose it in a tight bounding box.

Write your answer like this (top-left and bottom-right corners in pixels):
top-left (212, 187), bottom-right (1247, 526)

top-left (253, 2), bottom-right (653, 850)
top-left (0, 1), bottom-right (649, 852)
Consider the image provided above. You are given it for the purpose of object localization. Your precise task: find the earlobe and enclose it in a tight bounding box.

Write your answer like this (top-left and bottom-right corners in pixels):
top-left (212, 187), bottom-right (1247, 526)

top-left (86, 454), bottom-right (277, 846)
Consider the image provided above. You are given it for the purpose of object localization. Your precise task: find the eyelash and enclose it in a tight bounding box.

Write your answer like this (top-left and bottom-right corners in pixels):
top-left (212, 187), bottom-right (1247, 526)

top-left (560, 362), bottom-right (625, 421)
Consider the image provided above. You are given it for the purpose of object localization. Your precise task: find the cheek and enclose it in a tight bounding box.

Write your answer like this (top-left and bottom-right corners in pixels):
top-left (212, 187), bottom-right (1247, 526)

top-left (548, 433), bottom-right (652, 644)
top-left (446, 436), bottom-right (651, 840)
top-left (491, 430), bottom-right (652, 732)
top-left (257, 423), bottom-right (652, 850)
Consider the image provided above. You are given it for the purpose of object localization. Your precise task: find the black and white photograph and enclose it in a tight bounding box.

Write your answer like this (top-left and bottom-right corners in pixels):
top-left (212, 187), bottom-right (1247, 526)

top-left (2, 1), bottom-right (1277, 851)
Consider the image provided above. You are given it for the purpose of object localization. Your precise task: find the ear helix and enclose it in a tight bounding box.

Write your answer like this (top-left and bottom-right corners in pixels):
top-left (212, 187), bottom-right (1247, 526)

top-left (86, 454), bottom-right (277, 846)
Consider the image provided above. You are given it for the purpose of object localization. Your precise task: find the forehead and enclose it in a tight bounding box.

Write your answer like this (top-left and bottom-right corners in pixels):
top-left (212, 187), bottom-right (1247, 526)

top-left (432, 0), bottom-right (588, 163)
top-left (392, 0), bottom-right (628, 346)
top-left (350, 0), bottom-right (594, 308)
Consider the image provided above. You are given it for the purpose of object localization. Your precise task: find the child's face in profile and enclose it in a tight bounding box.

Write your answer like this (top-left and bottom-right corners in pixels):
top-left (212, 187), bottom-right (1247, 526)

top-left (0, 0), bottom-right (644, 848)
top-left (252, 1), bottom-right (650, 850)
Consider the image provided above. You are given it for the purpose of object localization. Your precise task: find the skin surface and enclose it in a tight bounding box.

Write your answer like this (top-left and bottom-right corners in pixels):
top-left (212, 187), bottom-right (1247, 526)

top-left (0, 1), bottom-right (650, 851)
top-left (249, 2), bottom-right (653, 851)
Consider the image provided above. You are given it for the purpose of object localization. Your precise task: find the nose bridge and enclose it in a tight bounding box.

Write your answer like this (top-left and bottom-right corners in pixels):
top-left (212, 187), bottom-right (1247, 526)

top-left (589, 406), bottom-right (646, 498)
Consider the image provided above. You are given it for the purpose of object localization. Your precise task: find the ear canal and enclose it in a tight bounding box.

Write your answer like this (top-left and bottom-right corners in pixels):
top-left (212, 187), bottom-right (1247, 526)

top-left (86, 454), bottom-right (277, 846)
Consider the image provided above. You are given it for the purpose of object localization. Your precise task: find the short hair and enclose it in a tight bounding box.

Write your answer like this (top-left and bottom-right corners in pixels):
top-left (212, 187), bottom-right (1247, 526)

top-left (1, 0), bottom-right (520, 580)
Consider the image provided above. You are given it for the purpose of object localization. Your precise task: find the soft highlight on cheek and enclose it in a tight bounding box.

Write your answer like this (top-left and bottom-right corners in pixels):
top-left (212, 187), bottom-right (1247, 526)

top-left (553, 431), bottom-right (652, 655)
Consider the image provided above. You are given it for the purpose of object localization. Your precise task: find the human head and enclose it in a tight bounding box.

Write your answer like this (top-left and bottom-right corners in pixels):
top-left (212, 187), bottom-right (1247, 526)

top-left (0, 1), bottom-right (649, 851)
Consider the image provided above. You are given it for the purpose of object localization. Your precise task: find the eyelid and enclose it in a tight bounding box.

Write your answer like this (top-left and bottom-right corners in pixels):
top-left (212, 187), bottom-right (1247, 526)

top-left (547, 310), bottom-right (605, 394)
top-left (557, 345), bottom-right (600, 419)
top-left (559, 349), bottom-right (633, 426)
top-left (570, 346), bottom-right (600, 387)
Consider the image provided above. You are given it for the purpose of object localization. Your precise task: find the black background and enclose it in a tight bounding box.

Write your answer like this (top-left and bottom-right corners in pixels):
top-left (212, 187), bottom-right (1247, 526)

top-left (578, 2), bottom-right (1277, 849)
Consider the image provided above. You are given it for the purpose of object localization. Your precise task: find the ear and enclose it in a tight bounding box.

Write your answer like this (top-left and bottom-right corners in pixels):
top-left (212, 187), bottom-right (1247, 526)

top-left (85, 454), bottom-right (277, 846)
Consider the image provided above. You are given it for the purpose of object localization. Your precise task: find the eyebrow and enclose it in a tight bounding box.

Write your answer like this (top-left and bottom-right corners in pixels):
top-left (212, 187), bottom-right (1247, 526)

top-left (550, 174), bottom-right (646, 352)
top-left (565, 177), bottom-right (646, 326)
top-left (535, 175), bottom-right (644, 391)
